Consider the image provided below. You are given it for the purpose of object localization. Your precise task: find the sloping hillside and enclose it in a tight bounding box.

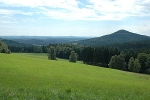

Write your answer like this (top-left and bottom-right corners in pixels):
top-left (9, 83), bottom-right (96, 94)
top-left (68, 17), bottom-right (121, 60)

top-left (0, 53), bottom-right (150, 99)
top-left (105, 40), bottom-right (150, 51)
top-left (77, 30), bottom-right (150, 46)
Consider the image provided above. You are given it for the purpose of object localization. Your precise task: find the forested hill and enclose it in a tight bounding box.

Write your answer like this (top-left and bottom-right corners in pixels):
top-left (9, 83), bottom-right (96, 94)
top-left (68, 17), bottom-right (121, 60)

top-left (77, 30), bottom-right (150, 46)
top-left (1, 39), bottom-right (31, 47)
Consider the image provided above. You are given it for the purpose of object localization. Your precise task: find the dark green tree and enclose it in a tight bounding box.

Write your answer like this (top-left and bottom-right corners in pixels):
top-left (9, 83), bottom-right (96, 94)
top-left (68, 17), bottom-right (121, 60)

top-left (34, 46), bottom-right (43, 53)
top-left (82, 47), bottom-right (93, 64)
top-left (145, 55), bottom-right (150, 74)
top-left (69, 51), bottom-right (78, 63)
top-left (48, 46), bottom-right (56, 60)
top-left (138, 53), bottom-right (147, 73)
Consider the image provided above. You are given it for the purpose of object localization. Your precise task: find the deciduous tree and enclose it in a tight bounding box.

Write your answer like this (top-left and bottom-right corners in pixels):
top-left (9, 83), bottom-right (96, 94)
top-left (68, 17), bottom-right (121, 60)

top-left (133, 59), bottom-right (141, 73)
top-left (48, 46), bottom-right (56, 60)
top-left (0, 40), bottom-right (8, 53)
top-left (69, 51), bottom-right (78, 63)
top-left (128, 57), bottom-right (134, 71)
top-left (109, 53), bottom-right (126, 70)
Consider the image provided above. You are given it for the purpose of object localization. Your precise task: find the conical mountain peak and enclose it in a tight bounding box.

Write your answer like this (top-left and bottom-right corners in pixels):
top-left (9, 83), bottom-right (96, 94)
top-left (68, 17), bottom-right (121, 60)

top-left (77, 30), bottom-right (150, 46)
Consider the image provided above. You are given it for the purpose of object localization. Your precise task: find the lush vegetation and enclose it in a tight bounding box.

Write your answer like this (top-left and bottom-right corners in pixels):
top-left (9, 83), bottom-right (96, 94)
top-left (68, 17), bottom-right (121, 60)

top-left (3, 39), bottom-right (150, 75)
top-left (8, 44), bottom-right (83, 60)
top-left (83, 47), bottom-right (150, 74)
top-left (0, 53), bottom-right (150, 99)
top-left (82, 47), bottom-right (120, 67)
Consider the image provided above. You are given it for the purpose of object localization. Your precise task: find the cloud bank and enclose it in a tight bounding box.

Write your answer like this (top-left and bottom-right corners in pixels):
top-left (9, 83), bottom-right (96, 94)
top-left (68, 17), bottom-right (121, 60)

top-left (0, 0), bottom-right (150, 21)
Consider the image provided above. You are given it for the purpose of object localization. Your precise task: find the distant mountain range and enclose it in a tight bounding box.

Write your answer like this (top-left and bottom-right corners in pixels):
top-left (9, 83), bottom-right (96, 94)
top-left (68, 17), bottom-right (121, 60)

top-left (1, 39), bottom-right (31, 47)
top-left (1, 30), bottom-right (150, 51)
top-left (0, 36), bottom-right (92, 45)
top-left (77, 30), bottom-right (150, 46)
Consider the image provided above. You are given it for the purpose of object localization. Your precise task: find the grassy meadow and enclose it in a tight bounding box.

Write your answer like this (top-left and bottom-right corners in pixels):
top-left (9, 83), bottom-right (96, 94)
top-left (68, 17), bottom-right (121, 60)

top-left (0, 53), bottom-right (150, 100)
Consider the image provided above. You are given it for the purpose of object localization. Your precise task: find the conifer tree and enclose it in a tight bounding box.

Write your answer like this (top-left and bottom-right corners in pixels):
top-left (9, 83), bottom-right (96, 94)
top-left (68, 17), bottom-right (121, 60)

top-left (138, 53), bottom-right (147, 73)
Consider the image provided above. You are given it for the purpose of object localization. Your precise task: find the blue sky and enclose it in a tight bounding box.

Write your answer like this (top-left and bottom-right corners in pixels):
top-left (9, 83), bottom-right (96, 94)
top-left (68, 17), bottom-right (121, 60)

top-left (0, 0), bottom-right (150, 36)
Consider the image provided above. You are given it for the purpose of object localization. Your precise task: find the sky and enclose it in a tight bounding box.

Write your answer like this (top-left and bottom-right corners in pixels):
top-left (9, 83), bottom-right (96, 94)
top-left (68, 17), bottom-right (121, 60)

top-left (0, 0), bottom-right (150, 37)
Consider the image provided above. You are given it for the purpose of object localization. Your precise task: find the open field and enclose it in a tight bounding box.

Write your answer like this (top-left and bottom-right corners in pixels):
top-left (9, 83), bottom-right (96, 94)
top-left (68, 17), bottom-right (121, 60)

top-left (0, 53), bottom-right (150, 100)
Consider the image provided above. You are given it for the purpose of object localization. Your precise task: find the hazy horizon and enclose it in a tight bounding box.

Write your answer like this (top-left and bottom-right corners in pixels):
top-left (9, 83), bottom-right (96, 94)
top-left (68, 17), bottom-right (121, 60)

top-left (0, 0), bottom-right (150, 36)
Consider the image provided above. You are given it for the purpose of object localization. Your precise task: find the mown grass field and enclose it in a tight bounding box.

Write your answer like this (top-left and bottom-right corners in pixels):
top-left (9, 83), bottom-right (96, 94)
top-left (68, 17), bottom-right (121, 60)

top-left (0, 53), bottom-right (150, 100)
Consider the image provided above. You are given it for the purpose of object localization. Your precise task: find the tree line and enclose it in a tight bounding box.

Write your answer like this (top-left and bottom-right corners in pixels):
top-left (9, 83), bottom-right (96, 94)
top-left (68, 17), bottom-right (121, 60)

top-left (83, 47), bottom-right (150, 74)
top-left (48, 46), bottom-right (78, 63)
top-left (6, 42), bottom-right (150, 74)
top-left (82, 47), bottom-right (120, 67)
top-left (9, 44), bottom-right (83, 60)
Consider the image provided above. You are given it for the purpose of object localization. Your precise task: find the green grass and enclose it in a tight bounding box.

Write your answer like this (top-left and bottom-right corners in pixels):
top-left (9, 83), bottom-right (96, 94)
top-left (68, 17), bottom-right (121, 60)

top-left (19, 53), bottom-right (83, 63)
top-left (0, 53), bottom-right (150, 100)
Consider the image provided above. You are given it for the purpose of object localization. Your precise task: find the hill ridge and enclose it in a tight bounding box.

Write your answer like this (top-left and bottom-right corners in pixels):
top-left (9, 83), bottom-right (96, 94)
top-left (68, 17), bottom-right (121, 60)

top-left (77, 29), bottom-right (150, 46)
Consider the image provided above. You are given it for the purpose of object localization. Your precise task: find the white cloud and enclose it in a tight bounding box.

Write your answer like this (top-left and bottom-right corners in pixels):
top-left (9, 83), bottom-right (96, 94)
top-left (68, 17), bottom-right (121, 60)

top-left (0, 9), bottom-right (33, 16)
top-left (0, 0), bottom-right (79, 8)
top-left (0, 0), bottom-right (150, 21)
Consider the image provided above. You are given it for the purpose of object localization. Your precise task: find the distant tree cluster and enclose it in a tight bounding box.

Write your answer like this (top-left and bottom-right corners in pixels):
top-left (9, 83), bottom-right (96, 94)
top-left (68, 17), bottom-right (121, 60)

top-left (47, 45), bottom-right (80, 63)
top-left (137, 53), bottom-right (150, 74)
top-left (49, 44), bottom-right (83, 61)
top-left (108, 52), bottom-right (150, 74)
top-left (34, 46), bottom-right (43, 53)
top-left (82, 47), bottom-right (120, 67)
top-left (8, 43), bottom-right (83, 61)
top-left (9, 46), bottom-right (48, 53)
top-left (82, 46), bottom-right (150, 74)
top-left (48, 46), bottom-right (78, 63)
top-left (109, 52), bottom-right (126, 70)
